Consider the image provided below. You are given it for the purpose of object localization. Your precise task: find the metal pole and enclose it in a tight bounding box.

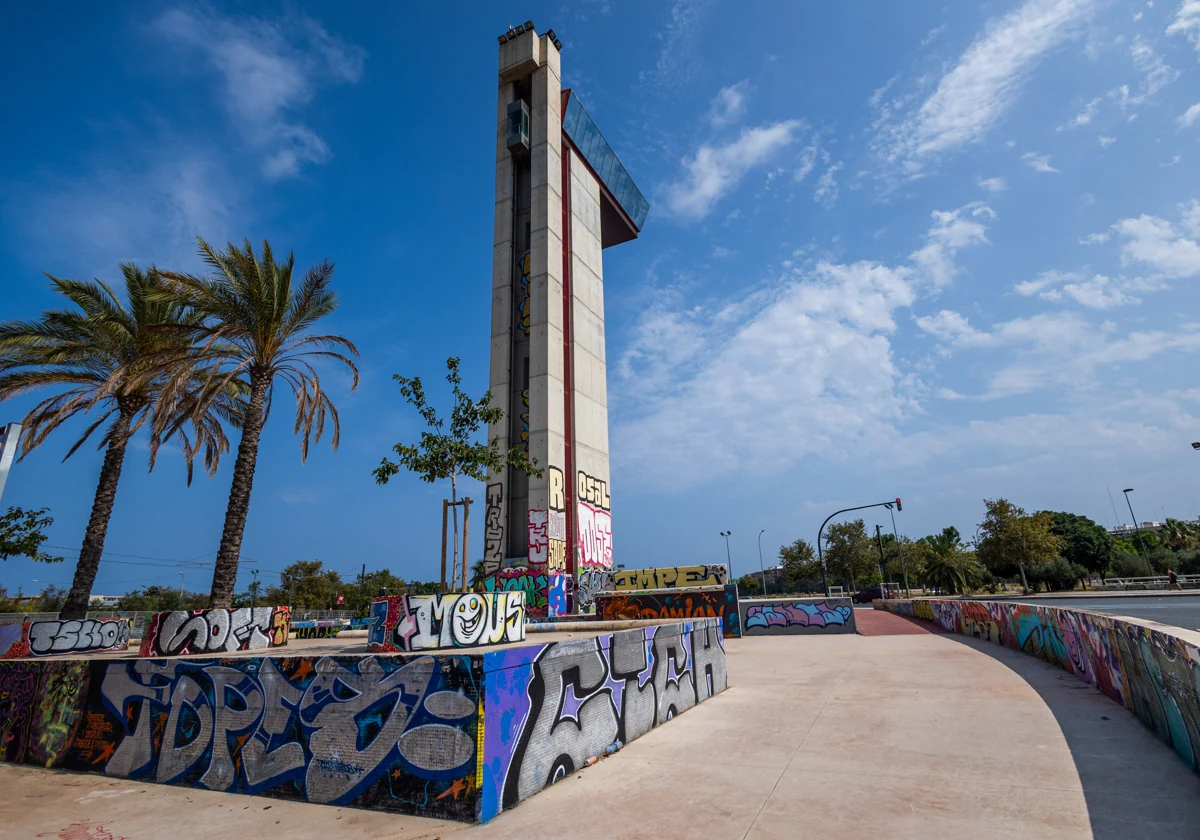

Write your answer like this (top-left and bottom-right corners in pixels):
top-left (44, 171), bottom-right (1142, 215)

top-left (816, 500), bottom-right (903, 598)
top-left (874, 525), bottom-right (887, 597)
top-left (441, 499), bottom-right (449, 595)
top-left (757, 529), bottom-right (767, 596)
top-left (461, 498), bottom-right (472, 591)
top-left (888, 506), bottom-right (909, 597)
top-left (250, 569), bottom-right (258, 609)
top-left (720, 531), bottom-right (734, 583)
top-left (178, 572), bottom-right (185, 599)
top-left (1123, 489), bottom-right (1149, 567)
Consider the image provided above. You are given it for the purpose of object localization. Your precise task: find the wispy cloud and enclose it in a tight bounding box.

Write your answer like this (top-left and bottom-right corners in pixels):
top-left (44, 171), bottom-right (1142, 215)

top-left (979, 176), bottom-right (1007, 192)
top-left (921, 24), bottom-right (948, 47)
top-left (1014, 270), bottom-right (1152, 308)
top-left (708, 80), bottom-right (750, 127)
top-left (1179, 103), bottom-right (1200, 126)
top-left (813, 162), bottom-right (843, 207)
top-left (873, 0), bottom-right (1093, 177)
top-left (640, 0), bottom-right (709, 90)
top-left (1098, 135), bottom-right (1117, 147)
top-left (1166, 0), bottom-right (1200, 53)
top-left (1022, 151), bottom-right (1060, 172)
top-left (153, 7), bottom-right (365, 178)
top-left (1059, 96), bottom-right (1101, 129)
top-left (662, 121), bottom-right (802, 219)
top-left (1111, 38), bottom-right (1178, 111)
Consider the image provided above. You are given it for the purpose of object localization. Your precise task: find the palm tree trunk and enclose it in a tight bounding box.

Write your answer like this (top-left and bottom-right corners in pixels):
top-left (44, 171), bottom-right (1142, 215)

top-left (59, 411), bottom-right (133, 620)
top-left (209, 370), bottom-right (269, 608)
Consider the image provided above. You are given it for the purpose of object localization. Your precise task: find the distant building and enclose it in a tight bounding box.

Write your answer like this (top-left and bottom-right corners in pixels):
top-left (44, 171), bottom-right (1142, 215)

top-left (1107, 522), bottom-right (1163, 537)
top-left (88, 594), bottom-right (121, 608)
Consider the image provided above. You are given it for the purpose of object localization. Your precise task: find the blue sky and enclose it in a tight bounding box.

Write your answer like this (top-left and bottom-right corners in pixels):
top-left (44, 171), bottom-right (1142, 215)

top-left (4, 0), bottom-right (1200, 595)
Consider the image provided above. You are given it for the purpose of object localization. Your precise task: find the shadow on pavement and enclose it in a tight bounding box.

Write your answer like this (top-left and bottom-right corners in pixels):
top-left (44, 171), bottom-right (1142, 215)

top-left (936, 631), bottom-right (1200, 840)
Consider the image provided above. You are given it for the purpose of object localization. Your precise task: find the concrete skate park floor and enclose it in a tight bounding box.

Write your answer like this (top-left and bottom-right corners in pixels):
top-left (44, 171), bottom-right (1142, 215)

top-left (6, 629), bottom-right (1200, 839)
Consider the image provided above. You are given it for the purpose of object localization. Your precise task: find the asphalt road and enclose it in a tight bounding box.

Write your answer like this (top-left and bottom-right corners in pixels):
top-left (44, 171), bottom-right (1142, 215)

top-left (1012, 595), bottom-right (1200, 632)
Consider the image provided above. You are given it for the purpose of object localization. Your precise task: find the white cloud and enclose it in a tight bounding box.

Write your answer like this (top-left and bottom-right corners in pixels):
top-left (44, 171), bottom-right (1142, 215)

top-left (1014, 269), bottom-right (1077, 296)
top-left (1167, 1), bottom-right (1200, 52)
top-left (1179, 103), bottom-right (1200, 126)
top-left (663, 121), bottom-right (802, 219)
top-left (153, 7), bottom-right (365, 178)
top-left (1112, 38), bottom-right (1178, 110)
top-left (921, 24), bottom-right (948, 47)
top-left (712, 245), bottom-right (735, 259)
top-left (1114, 200), bottom-right (1200, 277)
top-left (814, 162), bottom-right (843, 206)
top-left (794, 134), bottom-right (822, 182)
top-left (708, 80), bottom-right (750, 127)
top-left (915, 309), bottom-right (985, 342)
top-left (1017, 268), bottom-right (1162, 307)
top-left (611, 205), bottom-right (994, 487)
top-left (1022, 151), bottom-right (1060, 172)
top-left (979, 176), bottom-right (1007, 192)
top-left (874, 0), bottom-right (1093, 176)
top-left (1080, 232), bottom-right (1110, 244)
top-left (1098, 135), bottom-right (1117, 147)
top-left (1059, 96), bottom-right (1101, 129)
top-left (640, 0), bottom-right (707, 89)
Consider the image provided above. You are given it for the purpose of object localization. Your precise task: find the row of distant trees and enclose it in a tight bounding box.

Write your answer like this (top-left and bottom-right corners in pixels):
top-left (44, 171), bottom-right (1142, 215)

top-left (758, 497), bottom-right (1193, 596)
top-left (0, 239), bottom-right (359, 619)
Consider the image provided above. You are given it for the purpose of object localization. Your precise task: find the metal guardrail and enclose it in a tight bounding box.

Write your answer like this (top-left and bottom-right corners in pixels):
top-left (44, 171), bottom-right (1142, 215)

top-left (1091, 574), bottom-right (1200, 590)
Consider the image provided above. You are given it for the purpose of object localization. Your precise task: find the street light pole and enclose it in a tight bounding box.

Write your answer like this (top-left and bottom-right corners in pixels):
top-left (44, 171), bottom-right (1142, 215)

top-left (720, 531), bottom-right (734, 583)
top-left (178, 572), bottom-right (185, 599)
top-left (874, 524), bottom-right (888, 596)
top-left (817, 498), bottom-right (903, 597)
top-left (886, 504), bottom-right (909, 597)
top-left (250, 569), bottom-right (259, 609)
top-left (1123, 488), bottom-right (1150, 567)
top-left (757, 529), bottom-right (767, 596)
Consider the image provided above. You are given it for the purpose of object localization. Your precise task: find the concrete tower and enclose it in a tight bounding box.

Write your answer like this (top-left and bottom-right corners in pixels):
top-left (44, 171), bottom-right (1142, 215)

top-left (482, 23), bottom-right (648, 616)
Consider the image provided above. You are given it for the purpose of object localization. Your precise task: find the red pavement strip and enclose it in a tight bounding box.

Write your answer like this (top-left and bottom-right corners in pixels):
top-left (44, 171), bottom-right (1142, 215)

top-left (854, 608), bottom-right (948, 636)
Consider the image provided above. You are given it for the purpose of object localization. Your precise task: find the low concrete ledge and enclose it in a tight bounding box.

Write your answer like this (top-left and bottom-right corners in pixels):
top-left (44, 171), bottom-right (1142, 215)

top-left (0, 617), bottom-right (729, 824)
top-left (739, 597), bottom-right (856, 635)
top-left (875, 597), bottom-right (1200, 776)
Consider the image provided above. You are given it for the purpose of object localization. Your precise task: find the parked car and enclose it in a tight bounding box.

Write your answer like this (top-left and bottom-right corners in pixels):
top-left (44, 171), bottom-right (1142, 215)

top-left (852, 585), bottom-right (898, 603)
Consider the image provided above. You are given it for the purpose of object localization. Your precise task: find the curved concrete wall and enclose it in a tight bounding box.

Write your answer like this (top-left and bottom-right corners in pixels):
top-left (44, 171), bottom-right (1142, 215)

top-left (876, 598), bottom-right (1200, 774)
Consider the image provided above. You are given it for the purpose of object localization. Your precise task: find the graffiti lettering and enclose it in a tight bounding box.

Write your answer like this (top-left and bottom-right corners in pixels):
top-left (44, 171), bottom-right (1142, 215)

top-left (528, 510), bottom-right (549, 567)
top-left (548, 467), bottom-right (565, 511)
top-left (741, 599), bottom-right (855, 635)
top-left (576, 471), bottom-right (610, 511)
top-left (292, 621), bottom-right (344, 640)
top-left (516, 251), bottom-right (531, 336)
top-left (577, 502), bottom-right (613, 570)
top-left (483, 619), bottom-right (727, 820)
top-left (484, 483), bottom-right (505, 574)
top-left (139, 607), bottom-right (291, 657)
top-left (520, 389), bottom-right (530, 453)
top-left (369, 592), bottom-right (526, 652)
top-left (547, 573), bottom-right (572, 617)
top-left (25, 619), bottom-right (132, 656)
top-left (611, 565), bottom-right (728, 591)
top-left (575, 569), bottom-right (612, 612)
top-left (595, 585), bottom-right (740, 638)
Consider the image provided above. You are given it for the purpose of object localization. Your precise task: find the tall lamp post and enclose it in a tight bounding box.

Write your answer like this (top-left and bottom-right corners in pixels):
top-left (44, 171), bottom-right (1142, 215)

top-left (720, 531), bottom-right (734, 582)
top-left (817, 498), bottom-right (902, 597)
top-left (757, 529), bottom-right (767, 596)
top-left (1123, 488), bottom-right (1149, 566)
top-left (885, 502), bottom-right (908, 596)
top-left (178, 572), bottom-right (185, 599)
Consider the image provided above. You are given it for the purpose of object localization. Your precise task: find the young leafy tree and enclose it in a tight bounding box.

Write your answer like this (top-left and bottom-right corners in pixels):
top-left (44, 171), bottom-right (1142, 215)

top-left (976, 499), bottom-right (1062, 592)
top-left (0, 506), bottom-right (62, 563)
top-left (261, 559), bottom-right (345, 610)
top-left (155, 239), bottom-right (360, 608)
top-left (823, 519), bottom-right (876, 589)
top-left (374, 356), bottom-right (541, 591)
top-left (779, 538), bottom-right (819, 585)
top-left (0, 265), bottom-right (243, 619)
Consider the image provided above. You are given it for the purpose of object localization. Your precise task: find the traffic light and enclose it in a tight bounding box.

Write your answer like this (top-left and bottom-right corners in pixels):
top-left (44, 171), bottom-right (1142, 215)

top-left (895, 498), bottom-right (902, 511)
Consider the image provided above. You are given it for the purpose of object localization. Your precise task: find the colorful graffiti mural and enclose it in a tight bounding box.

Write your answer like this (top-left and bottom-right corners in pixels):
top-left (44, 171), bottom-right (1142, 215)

top-left (368, 592), bottom-right (525, 652)
top-left (0, 654), bottom-right (482, 821)
top-left (611, 564), bottom-right (728, 591)
top-left (575, 568), bottom-right (612, 613)
top-left (0, 618), bottom-right (727, 823)
top-left (482, 567), bottom-right (548, 618)
top-left (139, 607), bottom-right (290, 657)
top-left (740, 598), bottom-right (856, 635)
top-left (877, 598), bottom-right (1200, 776)
top-left (1, 618), bottom-right (132, 659)
top-left (547, 573), bottom-right (572, 616)
top-left (292, 621), bottom-right (345, 640)
top-left (594, 585), bottom-right (740, 638)
top-left (479, 618), bottom-right (727, 821)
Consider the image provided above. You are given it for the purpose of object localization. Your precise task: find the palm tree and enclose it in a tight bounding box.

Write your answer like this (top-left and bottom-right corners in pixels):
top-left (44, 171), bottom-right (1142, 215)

top-left (0, 265), bottom-right (243, 619)
top-left (155, 238), bottom-right (359, 608)
top-left (470, 559), bottom-right (489, 591)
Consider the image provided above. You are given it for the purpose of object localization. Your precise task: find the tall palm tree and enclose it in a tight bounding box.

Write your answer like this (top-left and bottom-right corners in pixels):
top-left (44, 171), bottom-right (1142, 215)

top-left (156, 238), bottom-right (359, 608)
top-left (0, 265), bottom-right (244, 619)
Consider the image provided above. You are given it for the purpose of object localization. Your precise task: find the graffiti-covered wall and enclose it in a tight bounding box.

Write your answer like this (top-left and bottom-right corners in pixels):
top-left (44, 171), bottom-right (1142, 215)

top-left (482, 566), bottom-right (548, 618)
top-left (740, 598), bottom-right (856, 635)
top-left (877, 598), bottom-right (1200, 775)
top-left (594, 585), bottom-right (740, 638)
top-left (611, 564), bottom-right (728, 591)
top-left (292, 620), bottom-right (346, 640)
top-left (1, 618), bottom-right (132, 659)
top-left (139, 607), bottom-right (291, 657)
top-left (0, 654), bottom-right (483, 820)
top-left (0, 618), bottom-right (727, 823)
top-left (368, 592), bottom-right (525, 652)
top-left (479, 617), bottom-right (727, 821)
